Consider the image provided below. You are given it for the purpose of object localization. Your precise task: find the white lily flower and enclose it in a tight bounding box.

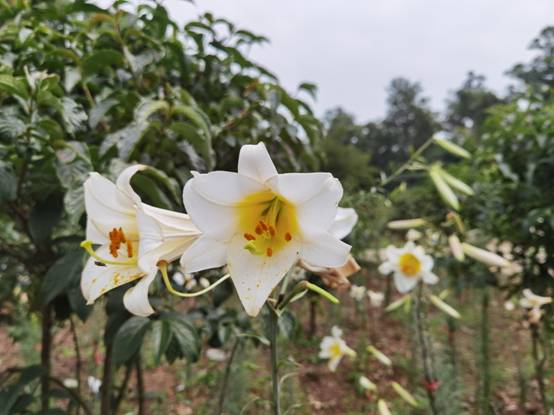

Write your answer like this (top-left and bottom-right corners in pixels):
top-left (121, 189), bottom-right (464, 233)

top-left (367, 290), bottom-right (385, 308)
top-left (318, 326), bottom-right (356, 371)
top-left (81, 165), bottom-right (200, 316)
top-left (328, 207), bottom-right (358, 240)
top-left (349, 285), bottom-right (366, 302)
top-left (520, 289), bottom-right (551, 325)
top-left (181, 142), bottom-right (350, 316)
top-left (378, 242), bottom-right (438, 293)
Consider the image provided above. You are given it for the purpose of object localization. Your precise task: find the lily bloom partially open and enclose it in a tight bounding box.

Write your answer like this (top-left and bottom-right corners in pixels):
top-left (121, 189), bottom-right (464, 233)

top-left (81, 165), bottom-right (200, 316)
top-left (181, 142), bottom-right (351, 316)
top-left (520, 289), bottom-right (552, 324)
top-left (378, 242), bottom-right (438, 293)
top-left (318, 326), bottom-right (356, 372)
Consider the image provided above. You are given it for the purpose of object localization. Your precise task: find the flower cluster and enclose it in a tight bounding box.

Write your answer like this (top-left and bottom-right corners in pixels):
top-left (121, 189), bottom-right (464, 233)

top-left (81, 143), bottom-right (353, 317)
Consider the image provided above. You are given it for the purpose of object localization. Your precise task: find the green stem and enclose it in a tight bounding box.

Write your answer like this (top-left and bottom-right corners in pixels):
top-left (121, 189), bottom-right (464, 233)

top-left (479, 288), bottom-right (490, 415)
top-left (216, 337), bottom-right (241, 415)
top-left (381, 136), bottom-right (434, 186)
top-left (269, 309), bottom-right (281, 415)
top-left (413, 284), bottom-right (439, 415)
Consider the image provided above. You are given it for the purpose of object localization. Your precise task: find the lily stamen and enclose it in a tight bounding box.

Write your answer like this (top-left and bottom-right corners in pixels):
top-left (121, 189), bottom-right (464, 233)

top-left (80, 240), bottom-right (137, 266)
top-left (158, 260), bottom-right (231, 298)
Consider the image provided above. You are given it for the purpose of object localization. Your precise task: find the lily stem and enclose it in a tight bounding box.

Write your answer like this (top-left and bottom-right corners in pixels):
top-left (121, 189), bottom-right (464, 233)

top-left (530, 324), bottom-right (548, 411)
top-left (216, 337), bottom-right (241, 415)
top-left (269, 308), bottom-right (281, 415)
top-left (413, 284), bottom-right (439, 415)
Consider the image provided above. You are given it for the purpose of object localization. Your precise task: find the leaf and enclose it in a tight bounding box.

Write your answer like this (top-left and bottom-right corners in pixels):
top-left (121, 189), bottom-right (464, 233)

top-left (0, 162), bottom-right (17, 203)
top-left (89, 97), bottom-right (118, 128)
top-left (152, 320), bottom-right (172, 365)
top-left (298, 82), bottom-right (318, 100)
top-left (0, 365), bottom-right (43, 415)
top-left (29, 193), bottom-right (64, 243)
top-left (61, 97), bottom-right (87, 134)
top-left (64, 67), bottom-right (81, 93)
top-left (81, 49), bottom-right (125, 77)
top-left (278, 311), bottom-right (296, 339)
top-left (164, 313), bottom-right (201, 362)
top-left (40, 250), bottom-right (85, 305)
top-left (171, 121), bottom-right (213, 170)
top-left (113, 316), bottom-right (152, 364)
top-left (0, 107), bottom-right (26, 139)
top-left (0, 74), bottom-right (28, 99)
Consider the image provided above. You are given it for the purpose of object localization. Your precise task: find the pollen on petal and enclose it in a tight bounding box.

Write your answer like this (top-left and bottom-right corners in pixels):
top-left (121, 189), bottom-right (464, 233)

top-left (285, 232), bottom-right (292, 242)
top-left (126, 240), bottom-right (133, 258)
top-left (266, 247), bottom-right (273, 257)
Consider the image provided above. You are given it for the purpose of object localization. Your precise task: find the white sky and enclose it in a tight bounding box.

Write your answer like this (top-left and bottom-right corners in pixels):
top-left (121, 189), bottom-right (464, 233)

top-left (99, 0), bottom-right (554, 122)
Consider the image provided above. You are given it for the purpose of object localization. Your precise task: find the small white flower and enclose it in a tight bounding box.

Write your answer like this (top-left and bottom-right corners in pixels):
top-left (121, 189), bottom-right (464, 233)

top-left (199, 277), bottom-right (210, 288)
top-left (318, 326), bottom-right (356, 372)
top-left (185, 278), bottom-right (197, 291)
top-left (367, 290), bottom-right (385, 308)
top-left (172, 272), bottom-right (185, 286)
top-left (181, 142), bottom-right (350, 317)
top-left (87, 376), bottom-right (102, 394)
top-left (504, 301), bottom-right (515, 311)
top-left (378, 242), bottom-right (438, 293)
top-left (349, 285), bottom-right (366, 302)
top-left (520, 289), bottom-right (551, 324)
top-left (206, 348), bottom-right (228, 362)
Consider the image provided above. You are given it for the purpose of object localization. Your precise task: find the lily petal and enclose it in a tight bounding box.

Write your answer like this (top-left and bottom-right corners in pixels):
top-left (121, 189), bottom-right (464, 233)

top-left (300, 230), bottom-right (350, 268)
top-left (81, 245), bottom-right (144, 304)
top-left (422, 271), bottom-right (439, 285)
top-left (183, 179), bottom-right (236, 240)
top-left (296, 178), bottom-right (343, 232)
top-left (227, 234), bottom-right (300, 317)
top-left (123, 269), bottom-right (158, 316)
top-left (179, 235), bottom-right (228, 273)
top-left (191, 171), bottom-right (265, 205)
top-left (115, 164), bottom-right (148, 205)
top-left (267, 172), bottom-right (334, 205)
top-left (329, 208), bottom-right (358, 240)
top-left (393, 272), bottom-right (419, 293)
top-left (237, 142), bottom-right (278, 182)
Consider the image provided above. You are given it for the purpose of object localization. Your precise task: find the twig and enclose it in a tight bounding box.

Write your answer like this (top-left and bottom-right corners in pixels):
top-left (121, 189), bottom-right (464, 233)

top-left (530, 324), bottom-right (548, 411)
top-left (136, 357), bottom-right (145, 415)
top-left (113, 363), bottom-right (133, 414)
top-left (69, 316), bottom-right (82, 415)
top-left (381, 136), bottom-right (434, 187)
top-left (269, 308), bottom-right (281, 415)
top-left (40, 305), bottom-right (53, 412)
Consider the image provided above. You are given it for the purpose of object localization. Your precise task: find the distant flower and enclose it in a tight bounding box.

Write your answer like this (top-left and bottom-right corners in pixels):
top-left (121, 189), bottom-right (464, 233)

top-left (206, 348), bottom-right (228, 362)
top-left (359, 375), bottom-right (377, 392)
top-left (199, 277), bottom-right (210, 288)
top-left (520, 289), bottom-right (552, 324)
top-left (367, 290), bottom-right (385, 308)
top-left (172, 272), bottom-right (186, 286)
top-left (504, 301), bottom-right (515, 311)
top-left (349, 285), bottom-right (366, 302)
top-left (87, 376), bottom-right (101, 394)
top-left (181, 142), bottom-right (350, 317)
top-left (378, 242), bottom-right (438, 293)
top-left (319, 326), bottom-right (356, 371)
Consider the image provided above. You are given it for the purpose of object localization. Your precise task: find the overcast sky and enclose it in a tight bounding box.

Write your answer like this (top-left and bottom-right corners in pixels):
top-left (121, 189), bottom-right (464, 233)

top-left (100, 0), bottom-right (554, 122)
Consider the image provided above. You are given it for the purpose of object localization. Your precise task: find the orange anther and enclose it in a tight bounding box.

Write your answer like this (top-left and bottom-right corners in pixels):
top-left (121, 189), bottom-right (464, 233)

top-left (255, 225), bottom-right (263, 235)
top-left (266, 247), bottom-right (273, 257)
top-left (126, 240), bottom-right (133, 258)
top-left (269, 226), bottom-right (276, 237)
top-left (119, 228), bottom-right (126, 243)
top-left (285, 232), bottom-right (292, 242)
top-left (259, 221), bottom-right (268, 231)
top-left (244, 233), bottom-right (256, 241)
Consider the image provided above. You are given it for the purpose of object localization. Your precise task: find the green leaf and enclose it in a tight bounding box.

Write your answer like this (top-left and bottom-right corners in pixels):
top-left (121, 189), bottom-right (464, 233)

top-left (40, 250), bottom-right (85, 305)
top-left (0, 74), bottom-right (28, 99)
top-left (152, 320), bottom-right (172, 364)
top-left (61, 97), bottom-right (87, 134)
top-left (81, 49), bottom-right (125, 77)
top-left (113, 316), bottom-right (152, 364)
top-left (0, 107), bottom-right (26, 139)
top-left (0, 365), bottom-right (43, 415)
top-left (298, 82), bottom-right (318, 100)
top-left (164, 313), bottom-right (201, 362)
top-left (170, 120), bottom-right (214, 170)
top-left (89, 97), bottom-right (118, 128)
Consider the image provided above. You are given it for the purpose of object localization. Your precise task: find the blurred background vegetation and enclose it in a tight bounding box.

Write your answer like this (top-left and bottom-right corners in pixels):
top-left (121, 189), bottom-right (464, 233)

top-left (0, 0), bottom-right (553, 414)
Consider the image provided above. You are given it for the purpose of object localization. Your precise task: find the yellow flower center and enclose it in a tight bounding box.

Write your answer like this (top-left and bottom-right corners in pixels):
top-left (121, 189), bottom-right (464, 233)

top-left (398, 253), bottom-right (421, 277)
top-left (236, 190), bottom-right (299, 258)
top-left (329, 342), bottom-right (343, 358)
